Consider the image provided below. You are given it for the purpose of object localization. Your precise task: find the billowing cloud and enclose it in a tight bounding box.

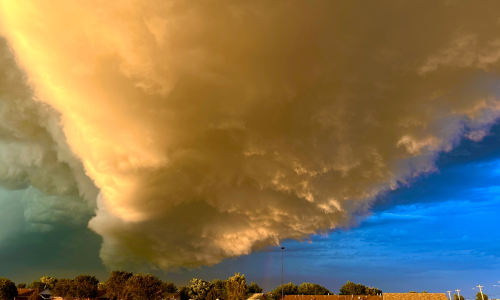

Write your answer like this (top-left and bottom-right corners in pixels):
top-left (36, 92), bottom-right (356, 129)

top-left (0, 36), bottom-right (97, 236)
top-left (0, 0), bottom-right (500, 270)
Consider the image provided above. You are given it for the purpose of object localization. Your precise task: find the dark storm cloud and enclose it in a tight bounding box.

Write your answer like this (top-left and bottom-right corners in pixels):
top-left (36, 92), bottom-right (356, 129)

top-left (1, 0), bottom-right (500, 271)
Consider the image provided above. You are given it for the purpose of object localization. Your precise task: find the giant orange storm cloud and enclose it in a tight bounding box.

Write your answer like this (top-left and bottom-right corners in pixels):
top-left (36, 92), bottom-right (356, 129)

top-left (0, 0), bottom-right (500, 269)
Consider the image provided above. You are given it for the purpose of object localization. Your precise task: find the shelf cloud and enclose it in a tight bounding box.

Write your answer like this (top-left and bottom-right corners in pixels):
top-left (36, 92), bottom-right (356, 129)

top-left (0, 0), bottom-right (500, 270)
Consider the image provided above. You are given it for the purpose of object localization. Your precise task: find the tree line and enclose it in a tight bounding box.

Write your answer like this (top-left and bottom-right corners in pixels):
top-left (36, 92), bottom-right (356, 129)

top-left (179, 273), bottom-right (262, 300)
top-left (269, 281), bottom-right (382, 299)
top-left (1, 273), bottom-right (385, 300)
top-left (0, 272), bottom-right (262, 300)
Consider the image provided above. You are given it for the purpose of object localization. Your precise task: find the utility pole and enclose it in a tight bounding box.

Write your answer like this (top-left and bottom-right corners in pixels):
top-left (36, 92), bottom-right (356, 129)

top-left (456, 289), bottom-right (461, 300)
top-left (447, 291), bottom-right (452, 300)
top-left (477, 285), bottom-right (485, 300)
top-left (281, 247), bottom-right (285, 300)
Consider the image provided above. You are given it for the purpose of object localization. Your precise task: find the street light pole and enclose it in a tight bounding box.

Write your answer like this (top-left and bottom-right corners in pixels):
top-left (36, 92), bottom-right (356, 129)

top-left (447, 291), bottom-right (452, 300)
top-left (281, 247), bottom-right (285, 300)
top-left (456, 289), bottom-right (461, 300)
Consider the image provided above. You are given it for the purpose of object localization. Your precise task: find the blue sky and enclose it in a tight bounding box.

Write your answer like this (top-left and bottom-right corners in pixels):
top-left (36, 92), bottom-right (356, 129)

top-left (2, 123), bottom-right (500, 298)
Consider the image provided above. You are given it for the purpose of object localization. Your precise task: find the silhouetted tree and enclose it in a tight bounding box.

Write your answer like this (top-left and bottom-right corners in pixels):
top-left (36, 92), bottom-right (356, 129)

top-left (248, 282), bottom-right (263, 293)
top-left (17, 283), bottom-right (26, 289)
top-left (28, 291), bottom-right (39, 300)
top-left (298, 283), bottom-right (331, 295)
top-left (28, 281), bottom-right (45, 289)
top-left (340, 282), bottom-right (364, 295)
top-left (339, 282), bottom-right (381, 296)
top-left (107, 271), bottom-right (133, 300)
top-left (40, 276), bottom-right (58, 290)
top-left (212, 279), bottom-right (227, 294)
top-left (126, 273), bottom-right (164, 300)
top-left (52, 278), bottom-right (75, 299)
top-left (0, 277), bottom-right (17, 300)
top-left (189, 278), bottom-right (213, 300)
top-left (226, 273), bottom-right (248, 300)
top-left (272, 282), bottom-right (299, 299)
top-left (476, 292), bottom-right (488, 300)
top-left (453, 294), bottom-right (465, 300)
top-left (163, 281), bottom-right (178, 293)
top-left (72, 275), bottom-right (99, 300)
top-left (179, 286), bottom-right (190, 300)
top-left (365, 287), bottom-right (382, 296)
top-left (207, 288), bottom-right (222, 300)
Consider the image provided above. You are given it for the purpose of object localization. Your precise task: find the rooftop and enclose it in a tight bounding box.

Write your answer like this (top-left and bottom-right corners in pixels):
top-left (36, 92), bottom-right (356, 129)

top-left (17, 289), bottom-right (42, 297)
top-left (384, 294), bottom-right (448, 300)
top-left (279, 295), bottom-right (383, 300)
